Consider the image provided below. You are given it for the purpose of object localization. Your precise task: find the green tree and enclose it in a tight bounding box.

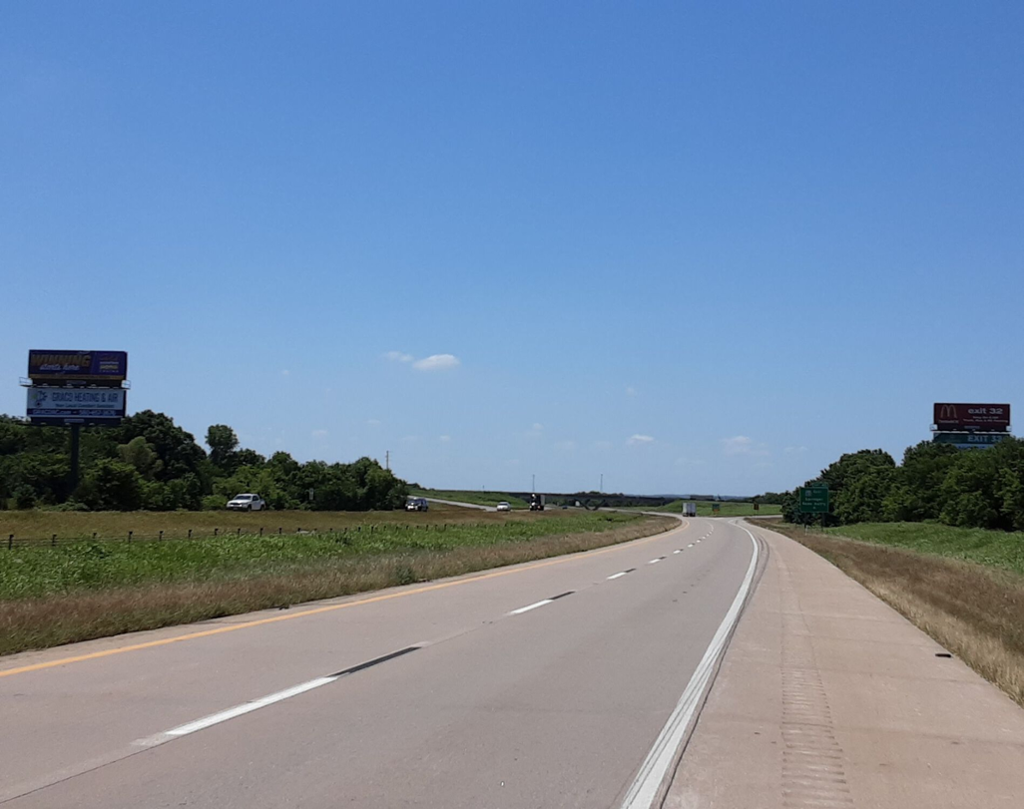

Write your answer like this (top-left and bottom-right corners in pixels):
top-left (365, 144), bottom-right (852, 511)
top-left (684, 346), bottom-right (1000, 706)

top-left (118, 411), bottom-right (208, 485)
top-left (117, 436), bottom-right (164, 480)
top-left (76, 459), bottom-right (144, 511)
top-left (205, 424), bottom-right (240, 471)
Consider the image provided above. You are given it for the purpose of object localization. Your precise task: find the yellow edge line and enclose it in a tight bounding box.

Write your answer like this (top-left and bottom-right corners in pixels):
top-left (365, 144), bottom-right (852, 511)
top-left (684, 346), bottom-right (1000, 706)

top-left (0, 519), bottom-right (688, 679)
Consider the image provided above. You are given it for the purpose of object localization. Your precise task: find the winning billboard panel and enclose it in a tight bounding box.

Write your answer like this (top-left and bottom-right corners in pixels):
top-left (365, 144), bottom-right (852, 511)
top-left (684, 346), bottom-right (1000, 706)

top-left (28, 350), bottom-right (128, 383)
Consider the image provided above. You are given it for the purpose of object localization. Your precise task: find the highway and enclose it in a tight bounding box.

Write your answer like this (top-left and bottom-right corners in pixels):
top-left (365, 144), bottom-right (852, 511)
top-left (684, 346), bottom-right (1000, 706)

top-left (0, 517), bottom-right (758, 808)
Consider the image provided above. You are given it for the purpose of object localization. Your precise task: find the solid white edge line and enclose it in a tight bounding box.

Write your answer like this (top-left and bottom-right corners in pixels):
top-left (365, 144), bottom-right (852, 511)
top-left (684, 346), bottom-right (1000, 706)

top-left (607, 572), bottom-right (628, 580)
top-left (165, 676), bottom-right (338, 737)
top-left (509, 598), bottom-right (554, 615)
top-left (619, 521), bottom-right (760, 809)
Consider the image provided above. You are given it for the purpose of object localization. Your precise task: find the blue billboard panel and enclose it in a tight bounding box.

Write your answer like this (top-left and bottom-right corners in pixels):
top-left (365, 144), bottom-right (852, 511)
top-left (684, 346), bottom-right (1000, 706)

top-left (28, 350), bottom-right (128, 382)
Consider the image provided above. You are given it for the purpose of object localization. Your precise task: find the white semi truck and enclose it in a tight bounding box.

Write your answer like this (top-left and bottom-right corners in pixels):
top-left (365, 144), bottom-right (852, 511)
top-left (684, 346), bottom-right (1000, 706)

top-left (682, 502), bottom-right (697, 518)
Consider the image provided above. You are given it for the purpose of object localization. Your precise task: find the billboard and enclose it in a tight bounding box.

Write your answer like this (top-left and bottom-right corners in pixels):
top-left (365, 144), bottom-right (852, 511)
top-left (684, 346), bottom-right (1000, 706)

top-left (933, 403), bottom-right (1010, 432)
top-left (26, 387), bottom-right (126, 424)
top-left (28, 350), bottom-right (128, 383)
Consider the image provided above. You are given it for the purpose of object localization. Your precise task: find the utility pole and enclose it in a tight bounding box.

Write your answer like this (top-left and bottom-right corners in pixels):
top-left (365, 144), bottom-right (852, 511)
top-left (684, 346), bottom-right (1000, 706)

top-left (385, 450), bottom-right (389, 471)
top-left (600, 473), bottom-right (603, 493)
top-left (532, 473), bottom-right (535, 493)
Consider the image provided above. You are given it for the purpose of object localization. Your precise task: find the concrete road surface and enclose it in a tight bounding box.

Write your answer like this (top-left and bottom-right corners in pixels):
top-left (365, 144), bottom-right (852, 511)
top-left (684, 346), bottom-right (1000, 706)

top-left (423, 497), bottom-right (494, 510)
top-left (0, 517), bottom-right (757, 808)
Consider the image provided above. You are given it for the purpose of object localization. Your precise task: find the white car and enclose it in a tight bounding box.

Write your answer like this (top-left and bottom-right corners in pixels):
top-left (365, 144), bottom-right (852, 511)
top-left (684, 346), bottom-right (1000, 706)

top-left (227, 493), bottom-right (266, 512)
top-left (496, 501), bottom-right (511, 512)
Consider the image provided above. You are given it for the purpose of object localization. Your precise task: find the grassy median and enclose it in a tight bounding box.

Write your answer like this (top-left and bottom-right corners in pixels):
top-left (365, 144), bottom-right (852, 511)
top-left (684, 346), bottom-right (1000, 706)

top-left (0, 511), bottom-right (674, 656)
top-left (756, 519), bottom-right (1024, 707)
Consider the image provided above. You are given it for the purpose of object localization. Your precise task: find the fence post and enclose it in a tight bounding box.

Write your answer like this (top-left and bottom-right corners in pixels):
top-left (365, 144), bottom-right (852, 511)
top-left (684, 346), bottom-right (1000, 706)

top-left (237, 527), bottom-right (241, 536)
top-left (188, 529), bottom-right (192, 539)
top-left (260, 527), bottom-right (264, 537)
top-left (7, 534), bottom-right (12, 550)
top-left (128, 531), bottom-right (133, 543)
top-left (278, 527), bottom-right (282, 535)
top-left (159, 530), bottom-right (164, 541)
top-left (51, 534), bottom-right (57, 547)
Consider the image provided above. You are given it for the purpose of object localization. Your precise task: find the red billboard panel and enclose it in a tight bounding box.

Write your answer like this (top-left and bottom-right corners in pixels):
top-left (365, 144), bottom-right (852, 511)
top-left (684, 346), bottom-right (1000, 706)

top-left (933, 403), bottom-right (1011, 431)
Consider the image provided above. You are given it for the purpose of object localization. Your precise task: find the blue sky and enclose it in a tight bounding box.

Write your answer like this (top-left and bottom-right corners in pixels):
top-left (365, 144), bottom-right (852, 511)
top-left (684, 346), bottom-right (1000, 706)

top-left (2, 2), bottom-right (1022, 496)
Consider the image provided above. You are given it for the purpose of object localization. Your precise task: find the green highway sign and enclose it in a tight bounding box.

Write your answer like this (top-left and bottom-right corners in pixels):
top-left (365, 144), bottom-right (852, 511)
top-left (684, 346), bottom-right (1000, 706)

top-left (712, 503), bottom-right (721, 513)
top-left (933, 432), bottom-right (1009, 447)
top-left (799, 485), bottom-right (830, 514)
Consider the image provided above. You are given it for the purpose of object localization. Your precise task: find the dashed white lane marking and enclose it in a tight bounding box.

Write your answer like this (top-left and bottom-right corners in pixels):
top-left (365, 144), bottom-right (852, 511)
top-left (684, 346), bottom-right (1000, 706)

top-left (673, 549), bottom-right (682, 554)
top-left (648, 556), bottom-right (665, 565)
top-left (167, 677), bottom-right (336, 737)
top-left (509, 598), bottom-right (553, 615)
top-left (607, 572), bottom-right (628, 580)
top-left (687, 543), bottom-right (694, 548)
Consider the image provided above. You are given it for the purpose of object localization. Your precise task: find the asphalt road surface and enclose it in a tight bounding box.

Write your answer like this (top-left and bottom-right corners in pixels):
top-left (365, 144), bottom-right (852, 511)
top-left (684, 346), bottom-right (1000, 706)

top-left (0, 517), bottom-right (757, 809)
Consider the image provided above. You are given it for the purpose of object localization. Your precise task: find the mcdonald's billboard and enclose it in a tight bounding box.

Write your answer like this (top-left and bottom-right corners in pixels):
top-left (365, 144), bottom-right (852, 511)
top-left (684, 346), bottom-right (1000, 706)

top-left (933, 403), bottom-right (1011, 431)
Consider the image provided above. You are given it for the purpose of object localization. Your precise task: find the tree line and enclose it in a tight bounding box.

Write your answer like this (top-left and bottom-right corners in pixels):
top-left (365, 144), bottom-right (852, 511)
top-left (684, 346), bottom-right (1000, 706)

top-left (780, 438), bottom-right (1024, 531)
top-left (0, 410), bottom-right (409, 512)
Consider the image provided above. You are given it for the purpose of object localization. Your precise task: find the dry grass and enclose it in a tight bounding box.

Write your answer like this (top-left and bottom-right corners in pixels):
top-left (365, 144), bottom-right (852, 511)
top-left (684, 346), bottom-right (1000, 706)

top-left (0, 515), bottom-right (674, 656)
top-left (760, 520), bottom-right (1024, 707)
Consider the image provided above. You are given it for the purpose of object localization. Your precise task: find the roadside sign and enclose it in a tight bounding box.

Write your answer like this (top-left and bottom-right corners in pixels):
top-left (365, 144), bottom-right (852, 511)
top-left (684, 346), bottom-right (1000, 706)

top-left (26, 386), bottom-right (126, 425)
top-left (933, 432), bottom-right (1009, 448)
top-left (28, 350), bottom-right (127, 384)
top-left (712, 503), bottom-right (720, 514)
top-left (799, 485), bottom-right (830, 514)
top-left (753, 502), bottom-right (760, 511)
top-left (933, 403), bottom-right (1010, 432)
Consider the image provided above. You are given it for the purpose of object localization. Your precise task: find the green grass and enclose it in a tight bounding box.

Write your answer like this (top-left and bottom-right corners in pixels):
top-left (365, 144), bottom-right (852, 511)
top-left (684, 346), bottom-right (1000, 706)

top-left (0, 512), bottom-right (647, 601)
top-left (634, 500), bottom-right (781, 517)
top-left (814, 522), bottom-right (1024, 576)
top-left (409, 488), bottom-right (531, 509)
top-left (0, 504), bottom-right (509, 543)
top-left (0, 511), bottom-right (674, 655)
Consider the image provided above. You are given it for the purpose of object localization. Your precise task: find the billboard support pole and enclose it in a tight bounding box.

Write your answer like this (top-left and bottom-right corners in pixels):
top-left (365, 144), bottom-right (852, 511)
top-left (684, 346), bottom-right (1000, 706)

top-left (68, 423), bottom-right (81, 495)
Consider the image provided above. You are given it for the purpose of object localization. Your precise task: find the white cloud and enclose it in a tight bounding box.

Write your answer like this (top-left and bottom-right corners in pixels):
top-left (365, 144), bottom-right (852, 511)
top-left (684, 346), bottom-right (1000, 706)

top-left (532, 422), bottom-right (543, 432)
top-left (366, 419), bottom-right (381, 426)
top-left (439, 434), bottom-right (451, 442)
top-left (722, 435), bottom-right (753, 454)
top-left (413, 354), bottom-right (460, 371)
top-left (628, 434), bottom-right (654, 445)
top-left (722, 435), bottom-right (769, 456)
top-left (625, 386), bottom-right (637, 396)
top-left (385, 351), bottom-right (413, 363)
top-left (311, 429), bottom-right (328, 438)
top-left (784, 445), bottom-right (808, 454)
top-left (281, 369), bottom-right (290, 377)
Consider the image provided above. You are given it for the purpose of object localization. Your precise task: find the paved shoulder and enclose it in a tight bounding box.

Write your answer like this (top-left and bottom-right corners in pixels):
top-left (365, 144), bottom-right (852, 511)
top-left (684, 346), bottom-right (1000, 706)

top-left (666, 520), bottom-right (1024, 808)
